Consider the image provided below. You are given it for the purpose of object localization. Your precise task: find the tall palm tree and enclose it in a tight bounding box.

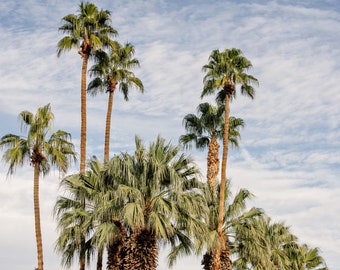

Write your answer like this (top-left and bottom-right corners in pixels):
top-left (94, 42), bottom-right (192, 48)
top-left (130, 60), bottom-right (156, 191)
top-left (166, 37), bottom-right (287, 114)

top-left (179, 102), bottom-right (244, 197)
top-left (88, 42), bottom-right (144, 162)
top-left (0, 104), bottom-right (76, 270)
top-left (57, 1), bottom-right (117, 173)
top-left (201, 48), bottom-right (258, 269)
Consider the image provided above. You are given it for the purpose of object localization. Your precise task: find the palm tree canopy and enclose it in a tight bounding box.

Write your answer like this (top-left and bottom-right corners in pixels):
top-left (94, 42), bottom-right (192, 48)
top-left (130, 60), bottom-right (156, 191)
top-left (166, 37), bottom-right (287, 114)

top-left (201, 48), bottom-right (259, 100)
top-left (87, 42), bottom-right (144, 99)
top-left (179, 102), bottom-right (244, 151)
top-left (54, 170), bottom-right (99, 268)
top-left (57, 2), bottom-right (118, 57)
top-left (0, 103), bottom-right (77, 175)
top-left (103, 136), bottom-right (204, 234)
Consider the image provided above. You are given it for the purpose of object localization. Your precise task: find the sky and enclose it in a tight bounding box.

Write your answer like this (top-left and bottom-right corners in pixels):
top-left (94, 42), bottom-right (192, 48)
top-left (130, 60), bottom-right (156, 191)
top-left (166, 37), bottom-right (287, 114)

top-left (0, 0), bottom-right (339, 269)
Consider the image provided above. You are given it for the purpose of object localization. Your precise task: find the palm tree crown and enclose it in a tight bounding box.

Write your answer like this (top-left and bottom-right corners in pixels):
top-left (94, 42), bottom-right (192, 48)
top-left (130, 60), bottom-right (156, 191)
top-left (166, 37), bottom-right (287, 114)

top-left (0, 103), bottom-right (76, 176)
top-left (180, 102), bottom-right (244, 197)
top-left (88, 42), bottom-right (144, 162)
top-left (57, 2), bottom-right (117, 58)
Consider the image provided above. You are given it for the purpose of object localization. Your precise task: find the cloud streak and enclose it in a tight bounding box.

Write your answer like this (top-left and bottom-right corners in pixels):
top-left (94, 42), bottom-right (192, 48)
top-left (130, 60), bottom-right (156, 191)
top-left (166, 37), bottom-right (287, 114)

top-left (0, 0), bottom-right (339, 269)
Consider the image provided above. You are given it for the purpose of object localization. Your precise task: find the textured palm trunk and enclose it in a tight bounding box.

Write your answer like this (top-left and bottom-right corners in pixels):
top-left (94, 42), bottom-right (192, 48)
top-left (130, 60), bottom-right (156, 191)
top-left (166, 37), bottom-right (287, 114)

top-left (202, 244), bottom-right (232, 270)
top-left (214, 89), bottom-right (232, 270)
top-left (80, 53), bottom-right (89, 174)
top-left (33, 164), bottom-right (44, 270)
top-left (107, 220), bottom-right (126, 270)
top-left (104, 82), bottom-right (117, 163)
top-left (124, 228), bottom-right (158, 270)
top-left (207, 135), bottom-right (220, 198)
top-left (107, 239), bottom-right (124, 270)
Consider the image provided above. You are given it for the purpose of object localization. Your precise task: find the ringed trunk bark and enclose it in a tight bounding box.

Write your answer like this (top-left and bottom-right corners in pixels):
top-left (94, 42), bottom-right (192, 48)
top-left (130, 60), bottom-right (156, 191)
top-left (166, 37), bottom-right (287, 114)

top-left (80, 54), bottom-right (89, 174)
top-left (34, 164), bottom-right (44, 270)
top-left (213, 93), bottom-right (231, 270)
top-left (207, 135), bottom-right (220, 198)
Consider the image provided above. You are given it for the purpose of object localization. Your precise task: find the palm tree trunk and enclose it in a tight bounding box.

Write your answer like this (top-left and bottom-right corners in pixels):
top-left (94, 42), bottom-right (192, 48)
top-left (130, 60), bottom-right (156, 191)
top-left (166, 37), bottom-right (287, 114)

top-left (104, 86), bottom-right (116, 163)
top-left (207, 135), bottom-right (220, 198)
top-left (80, 54), bottom-right (89, 174)
top-left (107, 220), bottom-right (126, 270)
top-left (124, 228), bottom-right (158, 270)
top-left (34, 164), bottom-right (44, 270)
top-left (202, 246), bottom-right (232, 270)
top-left (214, 93), bottom-right (231, 270)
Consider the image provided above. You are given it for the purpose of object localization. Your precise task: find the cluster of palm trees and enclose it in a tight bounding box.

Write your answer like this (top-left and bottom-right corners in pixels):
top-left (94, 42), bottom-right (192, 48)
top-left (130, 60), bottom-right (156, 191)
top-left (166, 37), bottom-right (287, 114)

top-left (0, 1), bottom-right (328, 270)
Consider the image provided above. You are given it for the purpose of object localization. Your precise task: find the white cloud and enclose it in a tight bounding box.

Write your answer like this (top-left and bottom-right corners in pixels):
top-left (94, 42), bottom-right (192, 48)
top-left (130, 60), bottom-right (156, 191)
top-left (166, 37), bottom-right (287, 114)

top-left (0, 0), bottom-right (339, 269)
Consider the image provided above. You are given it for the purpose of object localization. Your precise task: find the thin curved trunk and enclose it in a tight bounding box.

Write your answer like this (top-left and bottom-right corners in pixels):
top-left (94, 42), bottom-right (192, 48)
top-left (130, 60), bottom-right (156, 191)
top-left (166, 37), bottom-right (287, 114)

top-left (79, 53), bottom-right (89, 270)
top-left (104, 83), bottom-right (116, 163)
top-left (34, 163), bottom-right (44, 270)
top-left (80, 54), bottom-right (89, 174)
top-left (207, 135), bottom-right (220, 198)
top-left (214, 93), bottom-right (231, 270)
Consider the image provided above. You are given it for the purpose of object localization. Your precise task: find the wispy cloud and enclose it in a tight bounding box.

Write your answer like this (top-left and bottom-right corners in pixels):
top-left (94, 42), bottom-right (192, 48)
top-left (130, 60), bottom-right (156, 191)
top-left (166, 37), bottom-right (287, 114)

top-left (0, 0), bottom-right (339, 269)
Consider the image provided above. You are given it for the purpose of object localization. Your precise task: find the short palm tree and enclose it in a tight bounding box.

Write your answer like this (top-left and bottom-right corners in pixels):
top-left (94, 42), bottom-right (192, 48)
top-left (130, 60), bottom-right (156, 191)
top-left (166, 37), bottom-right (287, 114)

top-left (233, 215), bottom-right (297, 269)
top-left (284, 242), bottom-right (328, 270)
top-left (0, 104), bottom-right (76, 270)
top-left (108, 135), bottom-right (205, 270)
top-left (54, 172), bottom-right (96, 270)
top-left (88, 42), bottom-right (144, 162)
top-left (57, 1), bottom-right (117, 173)
top-left (55, 137), bottom-right (206, 270)
top-left (232, 214), bottom-right (329, 270)
top-left (179, 102), bottom-right (244, 197)
top-left (201, 48), bottom-right (258, 269)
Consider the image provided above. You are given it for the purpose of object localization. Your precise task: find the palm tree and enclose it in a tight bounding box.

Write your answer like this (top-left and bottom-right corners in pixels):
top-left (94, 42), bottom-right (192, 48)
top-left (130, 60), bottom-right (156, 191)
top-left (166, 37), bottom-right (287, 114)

top-left (197, 180), bottom-right (263, 270)
top-left (57, 1), bottom-right (117, 173)
top-left (179, 102), bottom-right (244, 197)
top-left (201, 48), bottom-right (258, 269)
top-left (0, 104), bottom-right (76, 270)
top-left (232, 215), bottom-right (297, 270)
top-left (106, 135), bottom-right (205, 270)
top-left (55, 138), bottom-right (205, 270)
top-left (54, 172), bottom-right (96, 270)
top-left (87, 156), bottom-right (128, 270)
top-left (297, 244), bottom-right (328, 270)
top-left (88, 42), bottom-right (144, 162)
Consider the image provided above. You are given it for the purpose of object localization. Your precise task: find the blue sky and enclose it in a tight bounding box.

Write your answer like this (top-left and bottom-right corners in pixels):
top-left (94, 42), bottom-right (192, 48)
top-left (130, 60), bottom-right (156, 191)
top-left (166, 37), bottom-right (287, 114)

top-left (0, 0), bottom-right (339, 269)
